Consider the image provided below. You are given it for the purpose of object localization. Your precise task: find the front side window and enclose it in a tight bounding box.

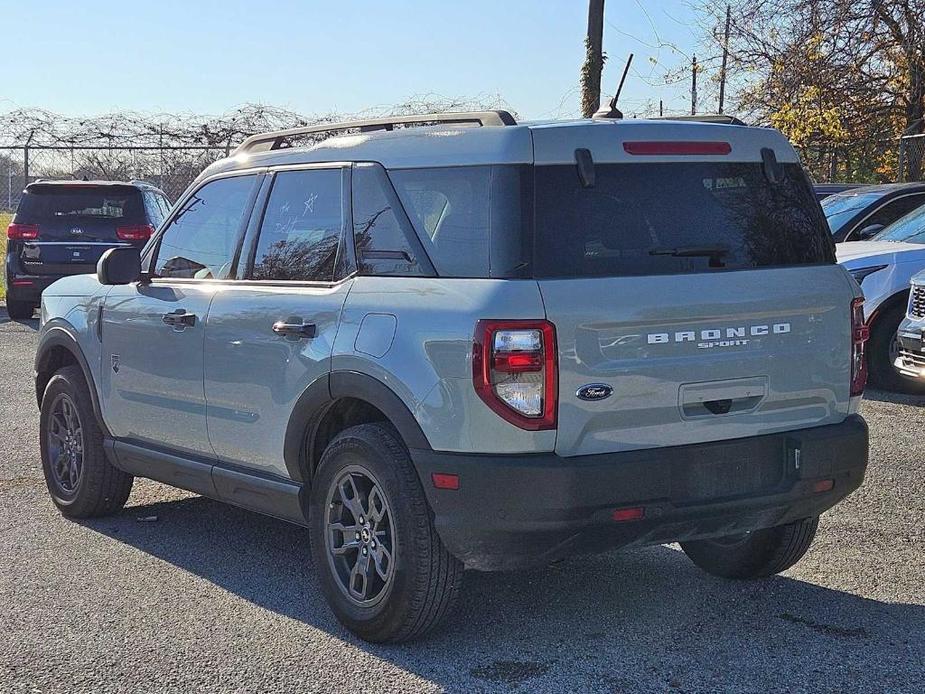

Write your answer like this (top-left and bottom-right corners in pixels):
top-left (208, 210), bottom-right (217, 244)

top-left (873, 204), bottom-right (925, 244)
top-left (251, 169), bottom-right (346, 282)
top-left (154, 174), bottom-right (257, 279)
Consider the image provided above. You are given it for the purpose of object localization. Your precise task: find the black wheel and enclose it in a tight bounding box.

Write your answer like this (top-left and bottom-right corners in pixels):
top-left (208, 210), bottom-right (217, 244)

top-left (309, 423), bottom-right (462, 642)
top-left (5, 299), bottom-right (35, 320)
top-left (868, 303), bottom-right (925, 393)
top-left (681, 516), bottom-right (819, 579)
top-left (40, 365), bottom-right (133, 518)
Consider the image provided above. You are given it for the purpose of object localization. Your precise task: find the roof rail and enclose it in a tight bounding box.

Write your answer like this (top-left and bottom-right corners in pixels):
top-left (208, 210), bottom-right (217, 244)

top-left (652, 114), bottom-right (746, 126)
top-left (233, 110), bottom-right (517, 155)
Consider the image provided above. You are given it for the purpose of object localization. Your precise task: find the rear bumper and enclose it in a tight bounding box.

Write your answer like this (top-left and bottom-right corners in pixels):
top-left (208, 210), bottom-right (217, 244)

top-left (895, 316), bottom-right (925, 379)
top-left (3, 273), bottom-right (62, 303)
top-left (412, 415), bottom-right (868, 571)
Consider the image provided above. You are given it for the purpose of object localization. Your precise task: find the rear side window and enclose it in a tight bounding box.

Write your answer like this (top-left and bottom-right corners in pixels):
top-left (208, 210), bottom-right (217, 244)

top-left (352, 164), bottom-right (427, 276)
top-left (534, 162), bottom-right (833, 278)
top-left (389, 166), bottom-right (528, 278)
top-left (17, 187), bottom-right (144, 221)
top-left (154, 175), bottom-right (257, 279)
top-left (251, 169), bottom-right (346, 282)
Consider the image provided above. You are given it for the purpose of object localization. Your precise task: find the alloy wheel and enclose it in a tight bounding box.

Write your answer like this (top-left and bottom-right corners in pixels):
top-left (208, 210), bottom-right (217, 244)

top-left (324, 465), bottom-right (396, 606)
top-left (46, 393), bottom-right (84, 495)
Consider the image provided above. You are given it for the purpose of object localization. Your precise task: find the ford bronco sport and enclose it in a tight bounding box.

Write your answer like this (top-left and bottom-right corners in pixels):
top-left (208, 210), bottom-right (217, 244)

top-left (6, 179), bottom-right (170, 319)
top-left (34, 111), bottom-right (870, 642)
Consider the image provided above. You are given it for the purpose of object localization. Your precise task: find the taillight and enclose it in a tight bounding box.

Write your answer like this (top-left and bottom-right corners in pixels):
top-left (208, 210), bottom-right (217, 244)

top-left (116, 224), bottom-right (154, 241)
top-left (851, 297), bottom-right (869, 397)
top-left (472, 320), bottom-right (557, 430)
top-left (7, 223), bottom-right (39, 240)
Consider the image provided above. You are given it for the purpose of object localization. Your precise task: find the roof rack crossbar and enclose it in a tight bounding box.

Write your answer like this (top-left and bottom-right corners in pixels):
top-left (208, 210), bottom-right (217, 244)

top-left (234, 110), bottom-right (517, 155)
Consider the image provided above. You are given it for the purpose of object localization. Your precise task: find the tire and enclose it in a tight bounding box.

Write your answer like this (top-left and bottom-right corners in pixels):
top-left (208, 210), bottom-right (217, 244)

top-left (681, 516), bottom-right (819, 579)
top-left (5, 299), bottom-right (35, 320)
top-left (39, 365), bottom-right (133, 518)
top-left (867, 303), bottom-right (925, 393)
top-left (309, 423), bottom-right (462, 642)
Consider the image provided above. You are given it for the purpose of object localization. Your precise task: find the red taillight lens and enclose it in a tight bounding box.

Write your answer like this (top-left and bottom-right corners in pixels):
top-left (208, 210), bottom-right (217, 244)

top-left (116, 224), bottom-right (154, 241)
top-left (473, 320), bottom-right (557, 430)
top-left (622, 141), bottom-right (732, 156)
top-left (7, 223), bottom-right (39, 240)
top-left (851, 297), bottom-right (869, 397)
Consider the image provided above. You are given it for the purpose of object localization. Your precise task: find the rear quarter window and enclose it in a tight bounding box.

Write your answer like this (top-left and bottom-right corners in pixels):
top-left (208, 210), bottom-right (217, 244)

top-left (533, 162), bottom-right (833, 278)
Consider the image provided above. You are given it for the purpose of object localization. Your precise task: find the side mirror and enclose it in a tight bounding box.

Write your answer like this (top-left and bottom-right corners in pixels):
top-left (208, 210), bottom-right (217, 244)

top-left (857, 223), bottom-right (885, 240)
top-left (97, 247), bottom-right (142, 285)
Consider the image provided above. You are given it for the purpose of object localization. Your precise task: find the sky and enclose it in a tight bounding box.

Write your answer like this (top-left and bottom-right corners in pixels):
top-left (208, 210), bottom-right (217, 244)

top-left (2, 1), bottom-right (707, 121)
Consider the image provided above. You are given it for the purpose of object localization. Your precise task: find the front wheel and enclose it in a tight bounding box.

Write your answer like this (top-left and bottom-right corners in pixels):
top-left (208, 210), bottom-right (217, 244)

top-left (309, 423), bottom-right (462, 642)
top-left (40, 365), bottom-right (133, 517)
top-left (868, 303), bottom-right (925, 393)
top-left (681, 516), bottom-right (819, 579)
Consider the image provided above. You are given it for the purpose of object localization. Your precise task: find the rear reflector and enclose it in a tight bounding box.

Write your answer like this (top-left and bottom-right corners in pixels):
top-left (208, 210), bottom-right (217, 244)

top-left (623, 141), bottom-right (732, 156)
top-left (431, 473), bottom-right (459, 490)
top-left (116, 224), bottom-right (155, 241)
top-left (813, 479), bottom-right (835, 493)
top-left (611, 506), bottom-right (645, 522)
top-left (7, 223), bottom-right (39, 240)
top-left (11, 280), bottom-right (34, 286)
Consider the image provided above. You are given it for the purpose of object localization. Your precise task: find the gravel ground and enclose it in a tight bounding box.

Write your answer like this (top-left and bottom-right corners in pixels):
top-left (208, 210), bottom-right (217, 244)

top-left (1, 307), bottom-right (923, 693)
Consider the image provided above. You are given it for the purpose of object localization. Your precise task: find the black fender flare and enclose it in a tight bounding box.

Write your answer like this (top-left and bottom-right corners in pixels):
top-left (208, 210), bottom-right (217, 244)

top-left (35, 324), bottom-right (110, 436)
top-left (282, 370), bottom-right (432, 483)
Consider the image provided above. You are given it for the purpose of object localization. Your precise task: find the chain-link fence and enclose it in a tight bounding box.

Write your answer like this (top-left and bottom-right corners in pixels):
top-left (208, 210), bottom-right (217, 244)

top-left (0, 144), bottom-right (230, 211)
top-left (898, 134), bottom-right (925, 182)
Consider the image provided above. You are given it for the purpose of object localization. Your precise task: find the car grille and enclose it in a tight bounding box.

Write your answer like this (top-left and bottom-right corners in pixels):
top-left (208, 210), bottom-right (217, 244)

top-left (911, 286), bottom-right (925, 319)
top-left (899, 349), bottom-right (925, 369)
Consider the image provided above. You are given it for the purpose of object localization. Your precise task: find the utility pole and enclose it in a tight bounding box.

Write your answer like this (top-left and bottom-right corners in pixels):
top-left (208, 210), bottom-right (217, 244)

top-left (718, 4), bottom-right (731, 114)
top-left (659, 99), bottom-right (664, 117)
top-left (580, 0), bottom-right (606, 118)
top-left (691, 55), bottom-right (698, 115)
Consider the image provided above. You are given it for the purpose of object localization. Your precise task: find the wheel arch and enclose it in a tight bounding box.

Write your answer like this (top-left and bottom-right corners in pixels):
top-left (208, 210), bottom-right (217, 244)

top-left (283, 371), bottom-right (432, 485)
top-left (867, 289), bottom-right (910, 330)
top-left (35, 325), bottom-right (109, 436)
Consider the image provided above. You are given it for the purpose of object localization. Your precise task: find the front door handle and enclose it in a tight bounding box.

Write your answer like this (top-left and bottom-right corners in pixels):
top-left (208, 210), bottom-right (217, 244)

top-left (162, 309), bottom-right (197, 328)
top-left (272, 320), bottom-right (317, 339)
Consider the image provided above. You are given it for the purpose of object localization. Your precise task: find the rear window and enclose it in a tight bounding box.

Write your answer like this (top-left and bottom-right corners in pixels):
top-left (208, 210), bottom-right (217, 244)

top-left (17, 187), bottom-right (144, 221)
top-left (533, 162), bottom-right (833, 278)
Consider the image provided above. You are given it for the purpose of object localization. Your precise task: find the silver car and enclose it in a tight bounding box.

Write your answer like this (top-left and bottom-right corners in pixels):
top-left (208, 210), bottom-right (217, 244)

top-left (34, 110), bottom-right (869, 642)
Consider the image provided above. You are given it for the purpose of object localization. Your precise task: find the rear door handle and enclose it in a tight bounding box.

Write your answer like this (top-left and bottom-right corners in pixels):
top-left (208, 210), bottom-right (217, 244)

top-left (272, 320), bottom-right (317, 339)
top-left (162, 309), bottom-right (197, 328)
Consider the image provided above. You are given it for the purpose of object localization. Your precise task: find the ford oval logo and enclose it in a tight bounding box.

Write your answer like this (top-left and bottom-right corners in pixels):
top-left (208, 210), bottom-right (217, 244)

top-left (577, 384), bottom-right (613, 401)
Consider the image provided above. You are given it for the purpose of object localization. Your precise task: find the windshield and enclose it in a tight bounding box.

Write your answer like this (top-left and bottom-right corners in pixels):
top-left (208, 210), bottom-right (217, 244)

top-left (533, 162), bottom-right (833, 278)
top-left (821, 190), bottom-right (884, 233)
top-left (872, 204), bottom-right (925, 244)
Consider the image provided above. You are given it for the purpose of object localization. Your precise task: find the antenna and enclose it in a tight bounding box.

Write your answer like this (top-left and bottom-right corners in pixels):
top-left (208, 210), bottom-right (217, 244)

top-left (593, 53), bottom-right (634, 120)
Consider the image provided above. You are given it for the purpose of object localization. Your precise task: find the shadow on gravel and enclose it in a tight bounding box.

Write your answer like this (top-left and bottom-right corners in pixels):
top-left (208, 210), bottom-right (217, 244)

top-left (863, 387), bottom-right (925, 406)
top-left (0, 307), bottom-right (39, 330)
top-left (84, 494), bottom-right (925, 692)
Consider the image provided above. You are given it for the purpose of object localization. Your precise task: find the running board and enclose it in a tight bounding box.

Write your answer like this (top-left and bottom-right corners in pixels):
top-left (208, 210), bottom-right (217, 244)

top-left (104, 439), bottom-right (308, 526)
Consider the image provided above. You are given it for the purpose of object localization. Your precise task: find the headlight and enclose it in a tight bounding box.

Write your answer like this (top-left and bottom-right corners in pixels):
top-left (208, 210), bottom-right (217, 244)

top-left (850, 265), bottom-right (888, 284)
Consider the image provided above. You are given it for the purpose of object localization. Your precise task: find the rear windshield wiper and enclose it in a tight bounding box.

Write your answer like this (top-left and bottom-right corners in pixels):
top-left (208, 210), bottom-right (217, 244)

top-left (649, 245), bottom-right (729, 268)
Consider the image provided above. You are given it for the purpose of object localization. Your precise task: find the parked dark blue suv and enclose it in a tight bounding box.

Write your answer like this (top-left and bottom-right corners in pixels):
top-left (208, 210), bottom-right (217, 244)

top-left (5, 180), bottom-right (170, 319)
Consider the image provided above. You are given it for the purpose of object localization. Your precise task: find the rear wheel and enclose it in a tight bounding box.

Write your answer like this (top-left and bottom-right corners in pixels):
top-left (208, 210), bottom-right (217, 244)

top-left (681, 516), bottom-right (819, 579)
top-left (40, 365), bottom-right (133, 517)
top-left (5, 299), bottom-right (35, 320)
top-left (309, 423), bottom-right (462, 642)
top-left (868, 303), bottom-right (925, 393)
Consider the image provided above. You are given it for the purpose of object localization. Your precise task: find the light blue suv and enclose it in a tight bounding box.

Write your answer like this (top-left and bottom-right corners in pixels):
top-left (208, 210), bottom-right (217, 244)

top-left (34, 111), bottom-right (870, 642)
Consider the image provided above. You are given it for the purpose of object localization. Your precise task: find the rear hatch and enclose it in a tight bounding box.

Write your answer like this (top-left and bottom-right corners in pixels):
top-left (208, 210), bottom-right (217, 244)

top-left (530, 122), bottom-right (856, 457)
top-left (12, 183), bottom-right (142, 274)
